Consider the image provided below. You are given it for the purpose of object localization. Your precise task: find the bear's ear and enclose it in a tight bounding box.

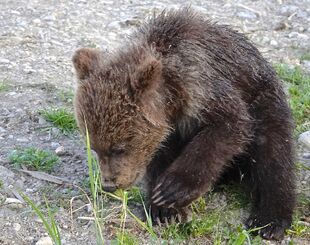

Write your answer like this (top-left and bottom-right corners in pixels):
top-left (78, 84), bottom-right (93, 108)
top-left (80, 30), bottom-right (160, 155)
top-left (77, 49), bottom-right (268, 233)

top-left (72, 48), bottom-right (103, 80)
top-left (131, 57), bottom-right (162, 94)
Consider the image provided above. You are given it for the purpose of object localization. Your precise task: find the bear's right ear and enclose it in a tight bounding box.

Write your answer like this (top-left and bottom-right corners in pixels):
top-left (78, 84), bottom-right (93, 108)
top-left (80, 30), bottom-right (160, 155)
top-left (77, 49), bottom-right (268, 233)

top-left (72, 48), bottom-right (103, 80)
top-left (130, 57), bottom-right (162, 95)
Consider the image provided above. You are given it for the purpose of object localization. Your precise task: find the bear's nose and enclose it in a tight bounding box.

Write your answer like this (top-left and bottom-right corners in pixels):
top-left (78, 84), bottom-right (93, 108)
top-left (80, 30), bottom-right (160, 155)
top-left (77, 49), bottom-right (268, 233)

top-left (102, 186), bottom-right (117, 193)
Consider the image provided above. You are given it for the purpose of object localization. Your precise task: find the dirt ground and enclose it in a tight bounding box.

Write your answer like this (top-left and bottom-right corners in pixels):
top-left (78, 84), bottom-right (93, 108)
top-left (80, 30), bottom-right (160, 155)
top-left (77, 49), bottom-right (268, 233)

top-left (0, 0), bottom-right (309, 244)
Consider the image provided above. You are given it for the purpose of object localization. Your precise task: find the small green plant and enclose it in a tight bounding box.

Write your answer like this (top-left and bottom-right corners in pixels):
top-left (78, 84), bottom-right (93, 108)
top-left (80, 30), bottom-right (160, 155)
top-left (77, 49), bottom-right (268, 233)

top-left (228, 225), bottom-right (264, 245)
top-left (40, 108), bottom-right (78, 135)
top-left (128, 186), bottom-right (144, 203)
top-left (274, 64), bottom-right (310, 133)
top-left (163, 212), bottom-right (219, 240)
top-left (8, 148), bottom-right (59, 172)
top-left (301, 53), bottom-right (310, 61)
top-left (0, 180), bottom-right (3, 189)
top-left (58, 90), bottom-right (74, 104)
top-left (0, 80), bottom-right (9, 92)
top-left (85, 127), bottom-right (105, 244)
top-left (287, 220), bottom-right (310, 238)
top-left (112, 232), bottom-right (139, 245)
top-left (22, 194), bottom-right (61, 245)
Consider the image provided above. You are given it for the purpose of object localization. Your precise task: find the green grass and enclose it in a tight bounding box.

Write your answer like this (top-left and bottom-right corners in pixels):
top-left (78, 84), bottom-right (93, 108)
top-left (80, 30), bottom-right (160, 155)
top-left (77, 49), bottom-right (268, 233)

top-left (287, 217), bottom-right (310, 238)
top-left (58, 90), bottom-right (74, 104)
top-left (301, 53), bottom-right (310, 61)
top-left (0, 180), bottom-right (3, 189)
top-left (274, 64), bottom-right (310, 133)
top-left (40, 108), bottom-right (78, 135)
top-left (21, 194), bottom-right (61, 245)
top-left (0, 80), bottom-right (10, 92)
top-left (8, 147), bottom-right (59, 172)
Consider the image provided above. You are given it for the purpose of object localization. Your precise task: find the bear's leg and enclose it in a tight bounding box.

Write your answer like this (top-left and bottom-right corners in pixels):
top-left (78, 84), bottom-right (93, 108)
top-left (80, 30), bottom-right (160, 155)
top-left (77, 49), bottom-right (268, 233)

top-left (246, 95), bottom-right (295, 240)
top-left (150, 95), bottom-right (252, 223)
top-left (146, 132), bottom-right (191, 224)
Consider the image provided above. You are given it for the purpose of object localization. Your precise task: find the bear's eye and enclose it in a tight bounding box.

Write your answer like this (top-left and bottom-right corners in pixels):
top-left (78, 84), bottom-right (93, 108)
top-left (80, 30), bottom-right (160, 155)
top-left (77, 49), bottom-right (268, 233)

top-left (109, 146), bottom-right (126, 156)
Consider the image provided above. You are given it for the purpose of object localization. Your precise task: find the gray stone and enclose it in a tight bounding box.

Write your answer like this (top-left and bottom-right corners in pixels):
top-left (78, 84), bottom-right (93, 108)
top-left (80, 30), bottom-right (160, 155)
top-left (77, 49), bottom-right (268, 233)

top-left (279, 5), bottom-right (299, 16)
top-left (299, 131), bottom-right (310, 150)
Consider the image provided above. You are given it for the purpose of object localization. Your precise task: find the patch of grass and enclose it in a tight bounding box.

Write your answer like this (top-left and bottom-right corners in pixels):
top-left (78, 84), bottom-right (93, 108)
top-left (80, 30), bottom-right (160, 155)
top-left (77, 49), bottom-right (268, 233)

top-left (287, 215), bottom-right (310, 238)
top-left (274, 64), bottom-right (310, 133)
top-left (8, 147), bottom-right (59, 172)
top-left (58, 90), bottom-right (74, 104)
top-left (0, 80), bottom-right (10, 92)
top-left (0, 180), bottom-right (3, 189)
top-left (296, 162), bottom-right (310, 171)
top-left (112, 232), bottom-right (140, 245)
top-left (163, 212), bottom-right (219, 240)
top-left (301, 53), bottom-right (310, 61)
top-left (40, 108), bottom-right (78, 135)
top-left (221, 184), bottom-right (250, 209)
top-left (128, 186), bottom-right (144, 203)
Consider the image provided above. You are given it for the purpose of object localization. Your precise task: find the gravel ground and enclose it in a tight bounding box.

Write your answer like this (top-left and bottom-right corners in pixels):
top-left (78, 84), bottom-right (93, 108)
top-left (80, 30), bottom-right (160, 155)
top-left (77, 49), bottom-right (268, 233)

top-left (0, 0), bottom-right (309, 244)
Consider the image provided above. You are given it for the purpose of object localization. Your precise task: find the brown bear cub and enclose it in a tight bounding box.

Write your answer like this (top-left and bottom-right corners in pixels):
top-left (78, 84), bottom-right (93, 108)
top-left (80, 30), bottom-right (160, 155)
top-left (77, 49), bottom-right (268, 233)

top-left (73, 8), bottom-right (295, 240)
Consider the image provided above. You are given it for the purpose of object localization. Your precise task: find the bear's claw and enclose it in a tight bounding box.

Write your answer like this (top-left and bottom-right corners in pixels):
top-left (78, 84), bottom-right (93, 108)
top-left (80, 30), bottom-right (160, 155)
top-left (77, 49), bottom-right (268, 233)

top-left (245, 215), bottom-right (290, 240)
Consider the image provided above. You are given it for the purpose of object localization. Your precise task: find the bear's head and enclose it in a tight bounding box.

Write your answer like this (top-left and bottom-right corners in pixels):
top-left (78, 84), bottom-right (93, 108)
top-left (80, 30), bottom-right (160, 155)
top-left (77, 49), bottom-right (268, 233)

top-left (73, 48), bottom-right (170, 191)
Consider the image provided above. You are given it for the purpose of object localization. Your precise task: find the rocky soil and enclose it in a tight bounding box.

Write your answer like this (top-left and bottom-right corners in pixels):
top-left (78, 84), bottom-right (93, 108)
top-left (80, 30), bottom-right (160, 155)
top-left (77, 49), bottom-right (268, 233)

top-left (0, 0), bottom-right (309, 244)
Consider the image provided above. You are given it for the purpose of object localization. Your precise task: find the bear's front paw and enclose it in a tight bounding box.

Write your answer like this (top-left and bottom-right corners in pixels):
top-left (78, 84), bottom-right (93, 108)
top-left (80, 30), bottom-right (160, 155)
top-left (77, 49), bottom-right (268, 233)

top-left (151, 170), bottom-right (203, 208)
top-left (150, 205), bottom-right (192, 226)
top-left (245, 215), bottom-right (291, 240)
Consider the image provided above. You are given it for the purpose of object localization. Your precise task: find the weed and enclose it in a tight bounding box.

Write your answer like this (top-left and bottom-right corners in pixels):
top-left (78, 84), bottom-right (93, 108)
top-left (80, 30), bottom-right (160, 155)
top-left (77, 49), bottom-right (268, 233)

top-left (274, 64), bottom-right (310, 133)
top-left (163, 212), bottom-right (219, 240)
top-left (287, 220), bottom-right (310, 238)
top-left (40, 108), bottom-right (78, 135)
top-left (128, 186), bottom-right (144, 203)
top-left (0, 180), bottom-right (3, 189)
top-left (58, 90), bottom-right (74, 104)
top-left (221, 184), bottom-right (250, 209)
top-left (8, 147), bottom-right (59, 172)
top-left (22, 194), bottom-right (61, 245)
top-left (0, 80), bottom-right (10, 92)
top-left (112, 232), bottom-right (139, 245)
top-left (295, 162), bottom-right (310, 172)
top-left (301, 53), bottom-right (310, 61)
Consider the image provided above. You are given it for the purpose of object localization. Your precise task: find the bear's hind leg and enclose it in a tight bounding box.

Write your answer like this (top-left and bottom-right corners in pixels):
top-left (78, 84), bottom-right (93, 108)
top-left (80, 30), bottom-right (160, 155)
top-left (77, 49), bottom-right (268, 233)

top-left (246, 95), bottom-right (295, 240)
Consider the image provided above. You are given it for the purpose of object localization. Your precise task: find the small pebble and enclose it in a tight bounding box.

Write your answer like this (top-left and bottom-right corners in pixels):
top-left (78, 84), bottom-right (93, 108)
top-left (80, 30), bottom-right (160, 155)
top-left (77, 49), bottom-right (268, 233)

top-left (35, 236), bottom-right (53, 245)
top-left (13, 223), bottom-right (21, 232)
top-left (55, 145), bottom-right (66, 156)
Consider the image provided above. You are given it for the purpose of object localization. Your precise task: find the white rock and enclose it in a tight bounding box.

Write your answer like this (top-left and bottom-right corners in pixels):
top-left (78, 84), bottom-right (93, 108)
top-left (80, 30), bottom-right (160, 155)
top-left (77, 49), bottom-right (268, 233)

top-left (237, 11), bottom-right (257, 20)
top-left (270, 40), bottom-right (278, 46)
top-left (299, 131), bottom-right (310, 150)
top-left (13, 223), bottom-right (21, 232)
top-left (16, 137), bottom-right (29, 142)
top-left (0, 58), bottom-right (10, 64)
top-left (55, 145), bottom-right (66, 156)
top-left (35, 236), bottom-right (53, 245)
top-left (4, 198), bottom-right (23, 205)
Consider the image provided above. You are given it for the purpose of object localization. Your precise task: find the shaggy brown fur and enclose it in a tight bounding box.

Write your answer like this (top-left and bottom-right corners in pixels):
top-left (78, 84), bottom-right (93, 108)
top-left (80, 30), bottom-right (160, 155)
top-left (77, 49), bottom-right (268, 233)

top-left (73, 8), bottom-right (295, 240)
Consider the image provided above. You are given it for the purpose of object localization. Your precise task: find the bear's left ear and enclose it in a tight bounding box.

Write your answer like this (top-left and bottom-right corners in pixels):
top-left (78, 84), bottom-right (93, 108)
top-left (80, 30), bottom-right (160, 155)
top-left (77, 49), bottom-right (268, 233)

top-left (131, 57), bottom-right (162, 94)
top-left (72, 48), bottom-right (103, 80)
